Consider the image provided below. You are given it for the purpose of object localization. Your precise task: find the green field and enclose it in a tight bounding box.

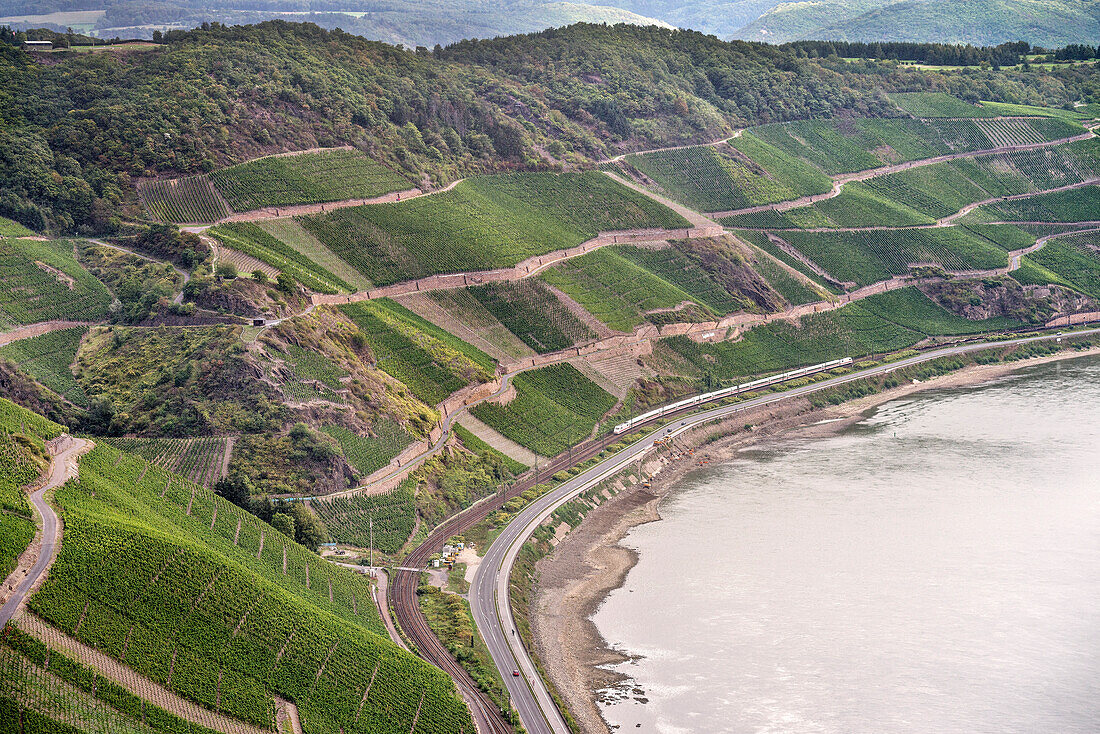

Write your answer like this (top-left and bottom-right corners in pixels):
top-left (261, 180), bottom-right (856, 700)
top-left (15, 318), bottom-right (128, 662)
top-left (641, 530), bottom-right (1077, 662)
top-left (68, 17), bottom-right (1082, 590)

top-left (471, 363), bottom-right (616, 456)
top-left (100, 436), bottom-right (230, 488)
top-left (322, 420), bottom-right (414, 478)
top-left (1018, 231), bottom-right (1100, 297)
top-left (865, 162), bottom-right (993, 219)
top-left (0, 238), bottom-right (112, 328)
top-left (0, 327), bottom-right (87, 405)
top-left (257, 218), bottom-right (374, 291)
top-left (340, 299), bottom-right (493, 406)
top-left (779, 227), bottom-right (1011, 286)
top-left (210, 149), bottom-right (410, 212)
top-left (747, 246), bottom-right (825, 306)
top-left (138, 175), bottom-right (230, 224)
top-left (30, 440), bottom-right (473, 733)
top-left (299, 172), bottom-right (689, 287)
top-left (467, 280), bottom-right (595, 354)
top-left (207, 222), bottom-right (351, 294)
top-left (982, 185), bottom-right (1100, 223)
top-left (889, 92), bottom-right (997, 118)
top-left (623, 136), bottom-right (830, 213)
top-left (662, 288), bottom-right (1018, 380)
top-left (308, 479), bottom-right (416, 553)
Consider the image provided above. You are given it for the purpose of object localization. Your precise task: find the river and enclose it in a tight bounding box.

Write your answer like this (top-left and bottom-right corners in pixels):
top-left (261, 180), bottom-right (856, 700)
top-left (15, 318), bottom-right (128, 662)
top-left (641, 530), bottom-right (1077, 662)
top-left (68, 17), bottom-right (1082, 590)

top-left (592, 355), bottom-right (1100, 734)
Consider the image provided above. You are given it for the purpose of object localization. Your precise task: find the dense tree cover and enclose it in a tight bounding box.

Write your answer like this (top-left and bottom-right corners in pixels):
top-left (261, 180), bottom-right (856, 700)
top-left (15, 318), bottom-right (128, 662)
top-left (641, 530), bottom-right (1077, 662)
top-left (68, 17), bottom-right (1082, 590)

top-left (1, 20), bottom-right (1097, 235)
top-left (787, 40), bottom-right (1031, 67)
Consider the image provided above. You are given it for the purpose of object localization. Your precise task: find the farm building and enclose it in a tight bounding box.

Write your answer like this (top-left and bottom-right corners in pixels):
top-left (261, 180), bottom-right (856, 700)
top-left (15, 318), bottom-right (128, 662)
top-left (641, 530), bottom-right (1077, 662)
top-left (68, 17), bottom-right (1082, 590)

top-left (23, 40), bottom-right (53, 50)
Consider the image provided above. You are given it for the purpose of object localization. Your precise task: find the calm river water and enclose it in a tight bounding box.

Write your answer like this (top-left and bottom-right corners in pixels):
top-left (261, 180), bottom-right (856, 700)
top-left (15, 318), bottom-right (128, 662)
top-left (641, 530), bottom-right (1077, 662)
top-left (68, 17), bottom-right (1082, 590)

top-left (593, 355), bottom-right (1100, 734)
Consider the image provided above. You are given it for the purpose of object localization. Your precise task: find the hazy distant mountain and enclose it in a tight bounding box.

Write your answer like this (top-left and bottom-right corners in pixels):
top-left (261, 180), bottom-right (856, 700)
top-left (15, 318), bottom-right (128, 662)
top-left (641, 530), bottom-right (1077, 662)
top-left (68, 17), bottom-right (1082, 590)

top-left (734, 0), bottom-right (1100, 47)
top-left (3, 0), bottom-right (1098, 47)
top-left (0, 0), bottom-right (672, 46)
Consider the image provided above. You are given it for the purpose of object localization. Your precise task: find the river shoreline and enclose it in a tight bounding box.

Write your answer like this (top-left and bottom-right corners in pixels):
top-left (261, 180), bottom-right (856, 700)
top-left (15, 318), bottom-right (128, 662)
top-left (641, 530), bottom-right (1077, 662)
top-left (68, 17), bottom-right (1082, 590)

top-left (529, 345), bottom-right (1100, 734)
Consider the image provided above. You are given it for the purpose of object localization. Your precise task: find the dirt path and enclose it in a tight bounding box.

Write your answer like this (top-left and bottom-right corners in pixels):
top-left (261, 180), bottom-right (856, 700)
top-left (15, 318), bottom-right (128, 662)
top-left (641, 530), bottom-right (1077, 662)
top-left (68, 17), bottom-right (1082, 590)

top-left (15, 613), bottom-right (271, 734)
top-left (606, 132), bottom-right (739, 163)
top-left (708, 128), bottom-right (1096, 219)
top-left (0, 320), bottom-right (94, 347)
top-left (371, 569), bottom-right (409, 652)
top-left (0, 436), bottom-right (92, 628)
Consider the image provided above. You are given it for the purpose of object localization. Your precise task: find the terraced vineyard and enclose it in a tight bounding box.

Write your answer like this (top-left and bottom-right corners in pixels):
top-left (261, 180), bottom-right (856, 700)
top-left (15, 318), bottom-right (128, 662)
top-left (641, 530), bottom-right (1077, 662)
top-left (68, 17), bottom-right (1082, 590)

top-left (322, 421), bottom-right (414, 478)
top-left (661, 288), bottom-right (1017, 380)
top-left (299, 172), bottom-right (689, 287)
top-left (624, 138), bottom-right (829, 213)
top-left (340, 299), bottom-right (493, 406)
top-left (982, 186), bottom-right (1100, 223)
top-left (0, 238), bottom-right (112, 328)
top-left (471, 363), bottom-right (616, 456)
top-left (100, 436), bottom-right (231, 487)
top-left (138, 175), bottom-right (230, 224)
top-left (779, 227), bottom-right (1012, 286)
top-left (889, 92), bottom-right (998, 118)
top-left (0, 327), bottom-right (87, 405)
top-left (453, 423), bottom-right (528, 474)
top-left (29, 441), bottom-right (474, 734)
top-left (207, 222), bottom-right (351, 294)
top-left (309, 479), bottom-right (416, 553)
top-left (750, 116), bottom-right (1082, 176)
top-left (0, 635), bottom-right (230, 734)
top-left (1017, 231), bottom-right (1100, 298)
top-left (467, 280), bottom-right (595, 353)
top-left (210, 149), bottom-right (410, 211)
top-left (542, 246), bottom-right (739, 330)
top-left (814, 182), bottom-right (934, 228)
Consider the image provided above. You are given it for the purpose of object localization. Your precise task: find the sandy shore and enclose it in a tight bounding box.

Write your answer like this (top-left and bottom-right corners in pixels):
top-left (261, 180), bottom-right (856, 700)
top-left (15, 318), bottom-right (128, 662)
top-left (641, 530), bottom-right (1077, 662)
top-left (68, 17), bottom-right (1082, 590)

top-left (529, 346), bottom-right (1100, 734)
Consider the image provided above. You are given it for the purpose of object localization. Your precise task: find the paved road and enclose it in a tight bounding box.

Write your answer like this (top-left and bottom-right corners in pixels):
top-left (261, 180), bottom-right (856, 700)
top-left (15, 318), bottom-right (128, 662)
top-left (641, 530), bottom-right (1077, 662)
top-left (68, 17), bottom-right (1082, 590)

top-left (470, 327), bottom-right (1100, 734)
top-left (0, 436), bottom-right (92, 628)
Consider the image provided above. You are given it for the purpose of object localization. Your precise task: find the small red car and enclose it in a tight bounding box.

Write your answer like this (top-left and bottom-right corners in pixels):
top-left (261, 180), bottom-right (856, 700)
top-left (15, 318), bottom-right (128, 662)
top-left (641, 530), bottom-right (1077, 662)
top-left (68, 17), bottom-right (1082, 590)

top-left (512, 670), bottom-right (520, 677)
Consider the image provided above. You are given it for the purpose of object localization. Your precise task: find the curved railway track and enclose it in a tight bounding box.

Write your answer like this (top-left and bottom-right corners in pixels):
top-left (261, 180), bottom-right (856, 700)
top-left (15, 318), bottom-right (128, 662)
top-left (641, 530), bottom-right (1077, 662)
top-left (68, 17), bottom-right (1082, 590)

top-left (389, 359), bottom-right (863, 732)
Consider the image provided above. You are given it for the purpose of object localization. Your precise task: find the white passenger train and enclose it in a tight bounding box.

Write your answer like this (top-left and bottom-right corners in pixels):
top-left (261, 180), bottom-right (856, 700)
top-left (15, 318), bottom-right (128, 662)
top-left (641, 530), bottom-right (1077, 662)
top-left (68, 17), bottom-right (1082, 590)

top-left (612, 357), bottom-right (853, 434)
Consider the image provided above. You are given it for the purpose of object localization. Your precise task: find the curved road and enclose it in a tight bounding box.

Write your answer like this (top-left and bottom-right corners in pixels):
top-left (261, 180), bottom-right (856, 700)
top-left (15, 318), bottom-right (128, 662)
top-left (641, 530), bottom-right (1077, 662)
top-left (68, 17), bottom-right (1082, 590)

top-left (0, 436), bottom-right (92, 628)
top-left (470, 326), bottom-right (1100, 734)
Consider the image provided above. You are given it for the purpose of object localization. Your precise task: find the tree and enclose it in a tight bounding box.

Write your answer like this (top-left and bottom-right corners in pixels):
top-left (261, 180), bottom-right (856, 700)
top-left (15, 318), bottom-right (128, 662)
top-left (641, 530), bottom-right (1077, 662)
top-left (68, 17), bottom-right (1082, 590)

top-left (276, 271), bottom-right (296, 293)
top-left (252, 269), bottom-right (268, 283)
top-left (215, 470), bottom-right (254, 508)
top-left (271, 512), bottom-right (296, 538)
top-left (216, 262), bottom-right (238, 279)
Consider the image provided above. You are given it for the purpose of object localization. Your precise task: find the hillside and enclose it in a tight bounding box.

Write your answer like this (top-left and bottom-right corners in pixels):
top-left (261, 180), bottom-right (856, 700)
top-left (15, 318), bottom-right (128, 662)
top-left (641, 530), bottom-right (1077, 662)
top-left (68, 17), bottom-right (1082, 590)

top-left (3, 21), bottom-right (1100, 731)
top-left (735, 0), bottom-right (1100, 46)
top-left (4, 22), bottom-right (1096, 236)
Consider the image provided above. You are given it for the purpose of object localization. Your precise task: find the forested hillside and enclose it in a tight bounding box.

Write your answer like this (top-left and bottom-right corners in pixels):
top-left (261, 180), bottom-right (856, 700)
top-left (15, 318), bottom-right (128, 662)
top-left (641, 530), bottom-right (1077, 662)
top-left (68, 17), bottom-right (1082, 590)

top-left (1, 21), bottom-right (1096, 235)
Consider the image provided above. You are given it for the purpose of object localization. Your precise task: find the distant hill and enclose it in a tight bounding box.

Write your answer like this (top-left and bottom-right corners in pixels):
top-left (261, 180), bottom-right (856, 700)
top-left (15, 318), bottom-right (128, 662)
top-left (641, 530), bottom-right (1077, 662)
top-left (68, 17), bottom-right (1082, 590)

top-left (734, 0), bottom-right (1100, 47)
top-left (0, 0), bottom-right (672, 47)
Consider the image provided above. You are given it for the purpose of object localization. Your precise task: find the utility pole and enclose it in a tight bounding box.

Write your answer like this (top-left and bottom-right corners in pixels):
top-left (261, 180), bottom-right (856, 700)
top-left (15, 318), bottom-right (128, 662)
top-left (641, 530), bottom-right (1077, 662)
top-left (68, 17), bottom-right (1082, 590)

top-left (369, 515), bottom-right (373, 569)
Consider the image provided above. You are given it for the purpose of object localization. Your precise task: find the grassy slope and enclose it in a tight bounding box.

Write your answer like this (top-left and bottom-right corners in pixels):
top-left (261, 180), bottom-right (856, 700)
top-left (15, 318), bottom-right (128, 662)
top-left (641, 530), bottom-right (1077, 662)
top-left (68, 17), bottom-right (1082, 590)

top-left (888, 92), bottom-right (998, 118)
top-left (467, 280), bottom-right (596, 354)
top-left (30, 440), bottom-right (473, 733)
top-left (207, 222), bottom-right (351, 294)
